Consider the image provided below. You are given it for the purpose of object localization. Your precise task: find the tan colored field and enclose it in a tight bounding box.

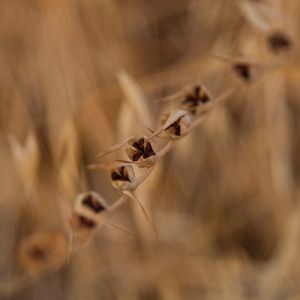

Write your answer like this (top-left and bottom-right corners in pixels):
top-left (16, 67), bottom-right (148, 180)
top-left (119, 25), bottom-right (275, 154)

top-left (1, 0), bottom-right (300, 299)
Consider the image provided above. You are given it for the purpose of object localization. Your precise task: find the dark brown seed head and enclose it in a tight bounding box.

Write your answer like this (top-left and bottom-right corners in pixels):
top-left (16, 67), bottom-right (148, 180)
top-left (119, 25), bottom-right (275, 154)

top-left (174, 124), bottom-right (181, 136)
top-left (78, 215), bottom-right (97, 228)
top-left (82, 194), bottom-right (106, 213)
top-left (200, 94), bottom-right (210, 103)
top-left (182, 85), bottom-right (211, 114)
top-left (130, 138), bottom-right (156, 161)
top-left (132, 138), bottom-right (145, 151)
top-left (28, 246), bottom-right (47, 261)
top-left (132, 151), bottom-right (142, 161)
top-left (185, 95), bottom-right (197, 105)
top-left (111, 166), bottom-right (131, 182)
top-left (166, 119), bottom-right (181, 136)
top-left (143, 141), bottom-right (155, 158)
top-left (233, 63), bottom-right (251, 80)
top-left (111, 171), bottom-right (119, 181)
top-left (18, 230), bottom-right (68, 276)
top-left (268, 31), bottom-right (292, 53)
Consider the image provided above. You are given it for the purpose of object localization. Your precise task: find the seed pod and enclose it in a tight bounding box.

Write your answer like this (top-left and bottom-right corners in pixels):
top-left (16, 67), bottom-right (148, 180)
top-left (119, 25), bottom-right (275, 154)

top-left (212, 54), bottom-right (262, 82)
top-left (233, 63), bottom-right (252, 81)
top-left (231, 61), bottom-right (263, 83)
top-left (125, 137), bottom-right (158, 166)
top-left (267, 30), bottom-right (292, 54)
top-left (110, 165), bottom-right (136, 190)
top-left (69, 214), bottom-right (98, 233)
top-left (160, 109), bottom-right (192, 139)
top-left (73, 191), bottom-right (107, 224)
top-left (69, 192), bottom-right (108, 245)
top-left (180, 85), bottom-right (212, 115)
top-left (18, 230), bottom-right (68, 277)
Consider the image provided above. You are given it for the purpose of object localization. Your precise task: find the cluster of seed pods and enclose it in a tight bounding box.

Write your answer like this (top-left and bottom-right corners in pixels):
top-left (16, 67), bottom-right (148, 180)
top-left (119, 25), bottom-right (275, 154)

top-left (16, 0), bottom-right (295, 281)
top-left (85, 80), bottom-right (237, 241)
top-left (86, 1), bottom-right (295, 234)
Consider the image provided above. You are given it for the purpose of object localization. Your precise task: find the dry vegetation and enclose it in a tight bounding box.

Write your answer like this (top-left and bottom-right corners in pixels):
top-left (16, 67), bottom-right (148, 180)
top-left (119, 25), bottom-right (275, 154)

top-left (1, 0), bottom-right (300, 299)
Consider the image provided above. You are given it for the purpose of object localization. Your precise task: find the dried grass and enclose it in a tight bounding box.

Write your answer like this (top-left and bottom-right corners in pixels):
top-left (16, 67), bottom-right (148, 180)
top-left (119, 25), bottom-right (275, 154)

top-left (1, 0), bottom-right (300, 299)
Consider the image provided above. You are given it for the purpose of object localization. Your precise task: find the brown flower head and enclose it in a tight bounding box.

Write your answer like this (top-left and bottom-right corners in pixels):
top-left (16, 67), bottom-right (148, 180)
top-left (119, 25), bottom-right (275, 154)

top-left (181, 85), bottom-right (211, 115)
top-left (161, 109), bottom-right (192, 139)
top-left (125, 137), bottom-right (157, 166)
top-left (18, 230), bottom-right (68, 276)
top-left (110, 165), bottom-right (136, 190)
top-left (267, 30), bottom-right (292, 54)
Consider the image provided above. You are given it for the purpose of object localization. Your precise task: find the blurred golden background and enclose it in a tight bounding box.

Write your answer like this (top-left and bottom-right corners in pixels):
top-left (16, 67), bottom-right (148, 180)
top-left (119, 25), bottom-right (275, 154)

top-left (1, 0), bottom-right (300, 299)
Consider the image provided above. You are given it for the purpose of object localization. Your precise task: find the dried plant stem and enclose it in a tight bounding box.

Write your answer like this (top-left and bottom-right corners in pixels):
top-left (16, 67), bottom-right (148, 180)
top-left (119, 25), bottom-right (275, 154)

top-left (67, 231), bottom-right (74, 264)
top-left (96, 136), bottom-right (134, 158)
top-left (157, 141), bottom-right (175, 158)
top-left (100, 184), bottom-right (158, 238)
top-left (123, 190), bottom-right (159, 238)
top-left (104, 220), bottom-right (135, 238)
top-left (94, 195), bottom-right (128, 236)
top-left (133, 167), bottom-right (155, 186)
top-left (107, 195), bottom-right (128, 213)
top-left (89, 85), bottom-right (237, 240)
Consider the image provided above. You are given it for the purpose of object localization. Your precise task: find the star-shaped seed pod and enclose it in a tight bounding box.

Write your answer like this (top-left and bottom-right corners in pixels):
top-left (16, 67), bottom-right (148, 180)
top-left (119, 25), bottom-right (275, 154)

top-left (181, 85), bottom-right (212, 115)
top-left (70, 191), bottom-right (108, 234)
top-left (267, 30), bottom-right (292, 54)
top-left (110, 165), bottom-right (136, 190)
top-left (125, 137), bottom-right (157, 166)
top-left (70, 191), bottom-right (135, 242)
top-left (95, 136), bottom-right (158, 168)
top-left (159, 109), bottom-right (192, 140)
top-left (232, 61), bottom-right (259, 82)
top-left (18, 230), bottom-right (68, 277)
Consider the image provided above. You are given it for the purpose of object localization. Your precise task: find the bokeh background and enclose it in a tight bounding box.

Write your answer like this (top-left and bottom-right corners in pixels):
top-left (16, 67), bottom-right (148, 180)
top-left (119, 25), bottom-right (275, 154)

top-left (1, 0), bottom-right (300, 299)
